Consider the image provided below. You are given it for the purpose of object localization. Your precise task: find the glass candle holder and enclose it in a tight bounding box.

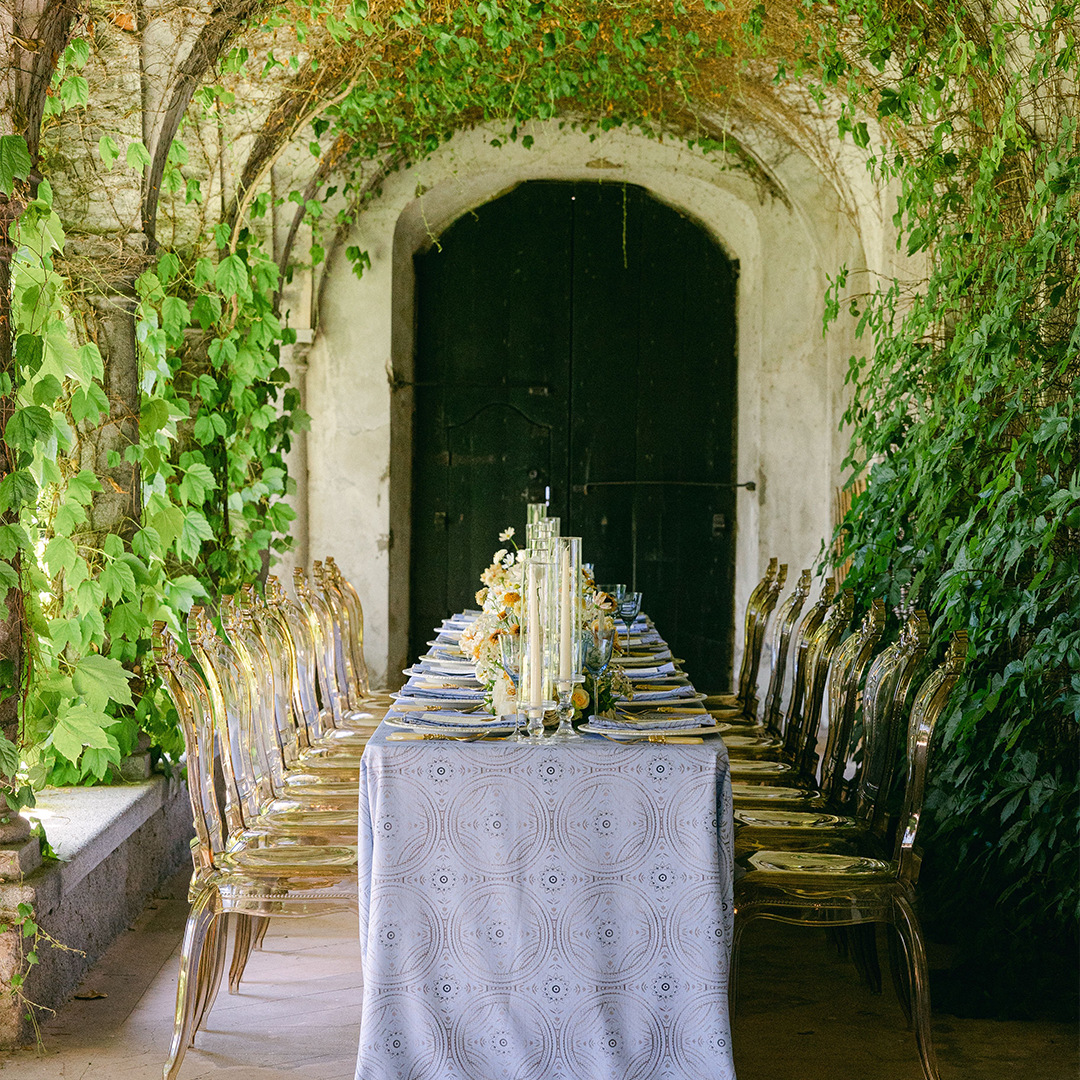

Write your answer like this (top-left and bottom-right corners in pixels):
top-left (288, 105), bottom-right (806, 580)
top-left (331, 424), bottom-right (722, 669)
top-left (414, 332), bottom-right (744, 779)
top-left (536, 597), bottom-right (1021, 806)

top-left (520, 554), bottom-right (556, 740)
top-left (551, 537), bottom-right (584, 742)
top-left (526, 502), bottom-right (548, 526)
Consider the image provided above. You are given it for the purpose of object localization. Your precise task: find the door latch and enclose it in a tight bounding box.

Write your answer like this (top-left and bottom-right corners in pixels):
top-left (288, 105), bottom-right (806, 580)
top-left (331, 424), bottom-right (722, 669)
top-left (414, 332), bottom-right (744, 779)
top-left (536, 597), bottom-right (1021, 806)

top-left (434, 511), bottom-right (447, 529)
top-left (712, 513), bottom-right (726, 537)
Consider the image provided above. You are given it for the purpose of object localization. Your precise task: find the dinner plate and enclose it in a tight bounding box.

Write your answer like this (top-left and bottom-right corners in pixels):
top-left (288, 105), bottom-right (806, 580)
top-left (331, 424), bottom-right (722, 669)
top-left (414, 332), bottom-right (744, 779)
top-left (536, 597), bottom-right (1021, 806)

top-left (579, 721), bottom-right (726, 738)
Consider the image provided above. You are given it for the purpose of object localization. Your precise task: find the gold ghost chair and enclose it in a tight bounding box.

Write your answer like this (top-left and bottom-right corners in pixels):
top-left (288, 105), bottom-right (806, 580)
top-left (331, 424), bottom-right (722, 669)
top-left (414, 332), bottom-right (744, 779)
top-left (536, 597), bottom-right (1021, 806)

top-left (153, 629), bottom-right (358, 1080)
top-left (705, 558), bottom-right (786, 722)
top-left (318, 556), bottom-right (396, 708)
top-left (731, 631), bottom-right (968, 1080)
top-left (721, 569), bottom-right (813, 756)
top-left (726, 584), bottom-right (850, 791)
top-left (731, 609), bottom-right (928, 834)
top-left (293, 567), bottom-right (388, 732)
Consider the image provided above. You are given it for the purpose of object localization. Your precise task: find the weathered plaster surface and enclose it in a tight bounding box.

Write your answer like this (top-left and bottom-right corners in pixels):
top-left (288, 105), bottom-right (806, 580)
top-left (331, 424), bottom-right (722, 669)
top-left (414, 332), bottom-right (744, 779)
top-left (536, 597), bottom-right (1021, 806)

top-left (301, 119), bottom-right (888, 687)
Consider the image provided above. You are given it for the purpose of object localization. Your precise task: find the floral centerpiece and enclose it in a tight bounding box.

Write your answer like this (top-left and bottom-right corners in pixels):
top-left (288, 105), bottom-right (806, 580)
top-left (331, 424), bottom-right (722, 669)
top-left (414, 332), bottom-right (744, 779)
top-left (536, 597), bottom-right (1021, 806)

top-left (459, 528), bottom-right (632, 719)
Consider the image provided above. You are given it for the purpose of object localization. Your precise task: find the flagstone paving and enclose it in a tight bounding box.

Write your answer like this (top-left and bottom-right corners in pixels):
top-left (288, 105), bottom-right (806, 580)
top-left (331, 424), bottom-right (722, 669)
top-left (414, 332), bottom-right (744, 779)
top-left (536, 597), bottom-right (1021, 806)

top-left (0, 867), bottom-right (1075, 1079)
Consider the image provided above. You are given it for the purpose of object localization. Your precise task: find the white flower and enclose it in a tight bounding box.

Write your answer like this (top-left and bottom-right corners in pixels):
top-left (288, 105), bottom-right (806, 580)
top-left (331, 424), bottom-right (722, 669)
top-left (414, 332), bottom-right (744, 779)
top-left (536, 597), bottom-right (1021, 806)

top-left (498, 527), bottom-right (515, 542)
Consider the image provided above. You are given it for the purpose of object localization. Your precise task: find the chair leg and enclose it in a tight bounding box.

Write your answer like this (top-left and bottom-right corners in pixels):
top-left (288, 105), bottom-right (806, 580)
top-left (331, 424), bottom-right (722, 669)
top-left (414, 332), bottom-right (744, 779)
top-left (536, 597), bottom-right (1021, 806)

top-left (729, 912), bottom-right (750, 1017)
top-left (887, 923), bottom-right (914, 1026)
top-left (253, 916), bottom-right (271, 950)
top-left (893, 896), bottom-right (941, 1080)
top-left (164, 887), bottom-right (221, 1080)
top-left (192, 913), bottom-right (228, 1036)
top-left (229, 913), bottom-right (255, 994)
top-left (850, 922), bottom-right (883, 993)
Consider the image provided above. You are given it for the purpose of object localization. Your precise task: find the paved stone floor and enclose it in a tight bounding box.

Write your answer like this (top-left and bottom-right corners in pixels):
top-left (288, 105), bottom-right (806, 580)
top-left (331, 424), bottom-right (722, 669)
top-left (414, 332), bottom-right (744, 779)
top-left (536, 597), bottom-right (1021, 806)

top-left (0, 868), bottom-right (1076, 1079)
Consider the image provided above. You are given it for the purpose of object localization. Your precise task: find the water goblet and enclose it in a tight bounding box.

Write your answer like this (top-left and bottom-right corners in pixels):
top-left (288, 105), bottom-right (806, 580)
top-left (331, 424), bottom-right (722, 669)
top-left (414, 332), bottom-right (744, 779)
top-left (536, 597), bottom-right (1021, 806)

top-left (616, 591), bottom-right (643, 650)
top-left (499, 632), bottom-right (526, 741)
top-left (582, 619), bottom-right (616, 719)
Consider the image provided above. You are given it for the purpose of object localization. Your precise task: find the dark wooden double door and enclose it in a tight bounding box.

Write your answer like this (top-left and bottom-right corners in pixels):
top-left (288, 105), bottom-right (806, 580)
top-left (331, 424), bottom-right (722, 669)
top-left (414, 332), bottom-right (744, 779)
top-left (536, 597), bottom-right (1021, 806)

top-left (409, 181), bottom-right (738, 691)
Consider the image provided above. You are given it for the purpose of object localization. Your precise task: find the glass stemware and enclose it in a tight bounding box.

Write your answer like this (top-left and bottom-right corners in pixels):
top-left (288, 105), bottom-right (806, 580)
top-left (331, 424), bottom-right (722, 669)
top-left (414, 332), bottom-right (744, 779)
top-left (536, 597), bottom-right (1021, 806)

top-left (616, 591), bottom-right (643, 651)
top-left (499, 632), bottom-right (526, 741)
top-left (582, 619), bottom-right (616, 719)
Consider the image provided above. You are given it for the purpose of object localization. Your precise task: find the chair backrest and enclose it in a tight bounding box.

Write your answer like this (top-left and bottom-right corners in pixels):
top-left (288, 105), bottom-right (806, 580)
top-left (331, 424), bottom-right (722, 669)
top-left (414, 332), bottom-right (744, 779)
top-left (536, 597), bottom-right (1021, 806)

top-left (894, 630), bottom-right (968, 884)
top-left (855, 610), bottom-right (930, 835)
top-left (731, 557), bottom-right (779, 705)
top-left (264, 574), bottom-right (329, 745)
top-left (153, 624), bottom-right (233, 870)
top-left (325, 555), bottom-right (373, 697)
top-left (187, 605), bottom-right (278, 819)
top-left (228, 591), bottom-right (300, 780)
top-left (786, 587), bottom-right (854, 778)
top-left (817, 598), bottom-right (886, 803)
top-left (779, 576), bottom-right (836, 759)
top-left (312, 560), bottom-right (358, 711)
top-left (760, 569), bottom-right (812, 734)
top-left (742, 562), bottom-right (787, 719)
top-left (293, 567), bottom-right (347, 727)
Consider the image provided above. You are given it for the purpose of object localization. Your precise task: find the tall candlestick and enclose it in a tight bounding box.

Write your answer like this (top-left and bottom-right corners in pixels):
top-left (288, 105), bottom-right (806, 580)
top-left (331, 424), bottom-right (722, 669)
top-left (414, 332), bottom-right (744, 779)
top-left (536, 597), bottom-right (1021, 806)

top-left (559, 547), bottom-right (572, 681)
top-left (528, 565), bottom-right (542, 710)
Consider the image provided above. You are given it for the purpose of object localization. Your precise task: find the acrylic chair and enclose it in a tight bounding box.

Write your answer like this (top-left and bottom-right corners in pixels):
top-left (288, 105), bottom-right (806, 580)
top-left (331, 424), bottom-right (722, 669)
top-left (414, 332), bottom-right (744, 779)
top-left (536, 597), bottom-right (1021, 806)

top-left (705, 558), bottom-right (785, 721)
top-left (292, 567), bottom-right (388, 732)
top-left (730, 599), bottom-right (907, 852)
top-left (153, 628), bottom-right (359, 1080)
top-left (726, 582), bottom-right (848, 792)
top-left (721, 569), bottom-right (813, 755)
top-left (731, 630), bottom-right (968, 1080)
top-left (318, 556), bottom-right (396, 707)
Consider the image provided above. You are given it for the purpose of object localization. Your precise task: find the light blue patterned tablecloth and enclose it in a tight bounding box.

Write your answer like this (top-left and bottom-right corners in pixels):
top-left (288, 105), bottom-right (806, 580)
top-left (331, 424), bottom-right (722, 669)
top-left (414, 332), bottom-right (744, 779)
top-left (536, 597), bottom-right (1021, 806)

top-left (355, 727), bottom-right (735, 1080)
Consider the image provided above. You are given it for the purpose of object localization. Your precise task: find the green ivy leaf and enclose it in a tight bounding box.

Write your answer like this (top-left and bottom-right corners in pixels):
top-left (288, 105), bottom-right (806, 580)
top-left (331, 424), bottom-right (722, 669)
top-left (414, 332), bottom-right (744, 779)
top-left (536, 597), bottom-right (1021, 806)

top-left (71, 654), bottom-right (134, 713)
top-left (0, 470), bottom-right (38, 513)
top-left (107, 601), bottom-right (147, 640)
top-left (31, 374), bottom-right (63, 406)
top-left (70, 383), bottom-right (109, 425)
top-left (140, 396), bottom-right (172, 434)
top-left (0, 734), bottom-right (20, 780)
top-left (47, 702), bottom-right (116, 765)
top-left (126, 141), bottom-right (152, 175)
top-left (43, 536), bottom-right (77, 578)
top-left (178, 462), bottom-right (217, 506)
top-left (98, 135), bottom-right (119, 170)
top-left (4, 406), bottom-right (54, 452)
top-left (0, 135), bottom-right (32, 197)
top-left (177, 510), bottom-right (214, 561)
top-left (59, 74), bottom-right (90, 109)
top-left (100, 559), bottom-right (137, 603)
top-left (161, 296), bottom-right (191, 337)
top-left (215, 254), bottom-right (249, 299)
top-left (191, 294), bottom-right (222, 329)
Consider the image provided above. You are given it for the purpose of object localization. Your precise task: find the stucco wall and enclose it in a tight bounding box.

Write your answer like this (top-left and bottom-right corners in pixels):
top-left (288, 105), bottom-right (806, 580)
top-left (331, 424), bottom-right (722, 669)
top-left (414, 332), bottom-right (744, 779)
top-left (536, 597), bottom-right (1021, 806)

top-left (292, 118), bottom-right (884, 688)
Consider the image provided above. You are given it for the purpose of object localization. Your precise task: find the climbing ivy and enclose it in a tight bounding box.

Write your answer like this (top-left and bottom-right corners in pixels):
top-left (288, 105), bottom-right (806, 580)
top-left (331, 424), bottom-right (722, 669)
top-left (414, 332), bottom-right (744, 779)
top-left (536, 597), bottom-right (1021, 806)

top-left (0, 0), bottom-right (1074, 1013)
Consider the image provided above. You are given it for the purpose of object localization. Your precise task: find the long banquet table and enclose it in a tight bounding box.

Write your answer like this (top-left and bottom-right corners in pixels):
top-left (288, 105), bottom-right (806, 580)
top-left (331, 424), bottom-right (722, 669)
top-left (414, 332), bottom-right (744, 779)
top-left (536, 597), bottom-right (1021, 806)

top-left (354, 617), bottom-right (736, 1080)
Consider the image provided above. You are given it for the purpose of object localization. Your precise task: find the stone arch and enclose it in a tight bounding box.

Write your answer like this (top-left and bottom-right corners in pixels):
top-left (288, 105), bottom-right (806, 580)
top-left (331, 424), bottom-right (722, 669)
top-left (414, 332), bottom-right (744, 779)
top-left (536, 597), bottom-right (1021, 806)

top-left (296, 119), bottom-right (871, 686)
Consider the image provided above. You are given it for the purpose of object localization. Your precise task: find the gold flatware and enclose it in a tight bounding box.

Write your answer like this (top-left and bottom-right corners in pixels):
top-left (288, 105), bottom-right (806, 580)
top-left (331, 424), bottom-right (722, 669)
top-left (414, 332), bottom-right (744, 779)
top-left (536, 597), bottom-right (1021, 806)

top-left (386, 731), bottom-right (508, 742)
top-left (597, 733), bottom-right (704, 744)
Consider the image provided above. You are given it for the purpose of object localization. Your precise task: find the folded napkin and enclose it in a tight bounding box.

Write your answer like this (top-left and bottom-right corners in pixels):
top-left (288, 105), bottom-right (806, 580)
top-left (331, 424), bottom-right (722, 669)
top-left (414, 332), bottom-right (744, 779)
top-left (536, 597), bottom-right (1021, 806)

top-left (589, 713), bottom-right (707, 731)
top-left (391, 708), bottom-right (498, 728)
top-left (611, 661), bottom-right (677, 677)
top-left (618, 685), bottom-right (696, 702)
top-left (404, 678), bottom-right (484, 698)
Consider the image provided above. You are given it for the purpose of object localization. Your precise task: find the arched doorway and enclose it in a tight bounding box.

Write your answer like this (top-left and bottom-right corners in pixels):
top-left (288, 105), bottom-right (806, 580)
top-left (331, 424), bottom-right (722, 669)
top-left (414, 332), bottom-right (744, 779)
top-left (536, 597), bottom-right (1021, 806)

top-left (407, 179), bottom-right (739, 690)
